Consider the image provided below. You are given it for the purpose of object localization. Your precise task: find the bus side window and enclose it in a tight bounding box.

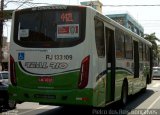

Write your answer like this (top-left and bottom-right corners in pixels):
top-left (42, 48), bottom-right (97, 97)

top-left (115, 29), bottom-right (125, 58)
top-left (145, 45), bottom-right (150, 61)
top-left (139, 42), bottom-right (143, 61)
top-left (94, 18), bottom-right (105, 58)
top-left (125, 35), bottom-right (133, 59)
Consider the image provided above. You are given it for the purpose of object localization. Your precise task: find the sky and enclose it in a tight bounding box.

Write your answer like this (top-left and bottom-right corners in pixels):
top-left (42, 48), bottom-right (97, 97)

top-left (3, 0), bottom-right (160, 43)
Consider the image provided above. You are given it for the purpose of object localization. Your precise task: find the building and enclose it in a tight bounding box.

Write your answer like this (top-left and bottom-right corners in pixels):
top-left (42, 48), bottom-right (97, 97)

top-left (81, 0), bottom-right (103, 13)
top-left (106, 13), bottom-right (144, 37)
top-left (0, 36), bottom-right (9, 71)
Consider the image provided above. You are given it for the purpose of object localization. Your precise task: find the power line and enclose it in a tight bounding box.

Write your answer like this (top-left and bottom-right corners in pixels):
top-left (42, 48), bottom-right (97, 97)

top-left (103, 4), bottom-right (160, 7)
top-left (4, 1), bottom-right (51, 8)
top-left (15, 0), bottom-right (35, 10)
top-left (140, 20), bottom-right (160, 22)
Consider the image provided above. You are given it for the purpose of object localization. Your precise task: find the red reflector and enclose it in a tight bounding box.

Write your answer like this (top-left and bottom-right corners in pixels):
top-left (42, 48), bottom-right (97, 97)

top-left (39, 76), bottom-right (53, 83)
top-left (82, 97), bottom-right (89, 101)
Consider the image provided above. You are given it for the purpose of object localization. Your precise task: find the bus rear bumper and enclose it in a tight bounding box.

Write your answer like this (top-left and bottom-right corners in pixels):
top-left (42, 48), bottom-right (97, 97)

top-left (8, 86), bottom-right (93, 106)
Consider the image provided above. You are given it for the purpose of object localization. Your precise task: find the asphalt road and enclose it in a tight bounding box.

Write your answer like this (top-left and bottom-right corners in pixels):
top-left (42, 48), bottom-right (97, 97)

top-left (1, 79), bottom-right (160, 115)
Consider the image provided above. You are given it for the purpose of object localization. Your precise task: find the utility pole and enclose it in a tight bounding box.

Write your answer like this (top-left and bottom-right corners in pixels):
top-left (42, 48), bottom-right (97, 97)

top-left (0, 0), bottom-right (4, 69)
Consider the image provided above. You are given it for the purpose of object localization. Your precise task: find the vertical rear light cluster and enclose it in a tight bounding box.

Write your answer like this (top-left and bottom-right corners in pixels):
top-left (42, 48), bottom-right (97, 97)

top-left (10, 55), bottom-right (17, 86)
top-left (78, 56), bottom-right (90, 89)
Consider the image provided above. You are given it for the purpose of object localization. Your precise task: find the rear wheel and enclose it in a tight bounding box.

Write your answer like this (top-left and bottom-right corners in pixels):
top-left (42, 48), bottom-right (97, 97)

top-left (4, 98), bottom-right (16, 110)
top-left (142, 77), bottom-right (147, 93)
top-left (121, 82), bottom-right (128, 106)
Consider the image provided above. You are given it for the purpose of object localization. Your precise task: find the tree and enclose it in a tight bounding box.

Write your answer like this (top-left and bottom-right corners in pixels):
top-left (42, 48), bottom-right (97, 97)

top-left (144, 33), bottom-right (160, 65)
top-left (0, 0), bottom-right (4, 62)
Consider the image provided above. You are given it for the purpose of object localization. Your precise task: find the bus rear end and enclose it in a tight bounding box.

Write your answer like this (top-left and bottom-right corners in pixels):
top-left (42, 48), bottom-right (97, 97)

top-left (9, 5), bottom-right (93, 106)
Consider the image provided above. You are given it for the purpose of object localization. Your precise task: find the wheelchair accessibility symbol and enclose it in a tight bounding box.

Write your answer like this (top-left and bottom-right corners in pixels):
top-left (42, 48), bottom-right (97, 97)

top-left (18, 52), bottom-right (25, 60)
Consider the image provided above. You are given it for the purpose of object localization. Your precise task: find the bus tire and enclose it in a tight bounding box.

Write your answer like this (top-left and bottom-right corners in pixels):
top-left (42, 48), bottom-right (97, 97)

top-left (141, 77), bottom-right (147, 93)
top-left (4, 99), bottom-right (16, 110)
top-left (121, 81), bottom-right (128, 106)
top-left (141, 86), bottom-right (147, 93)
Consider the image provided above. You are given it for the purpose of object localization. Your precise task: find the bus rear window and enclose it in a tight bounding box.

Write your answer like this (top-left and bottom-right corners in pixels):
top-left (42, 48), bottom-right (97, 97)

top-left (14, 7), bottom-right (86, 48)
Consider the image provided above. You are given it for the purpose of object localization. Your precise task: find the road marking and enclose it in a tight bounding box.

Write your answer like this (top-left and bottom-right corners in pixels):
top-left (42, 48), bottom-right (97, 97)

top-left (147, 95), bottom-right (160, 109)
top-left (18, 105), bottom-right (48, 115)
top-left (141, 94), bottom-right (160, 115)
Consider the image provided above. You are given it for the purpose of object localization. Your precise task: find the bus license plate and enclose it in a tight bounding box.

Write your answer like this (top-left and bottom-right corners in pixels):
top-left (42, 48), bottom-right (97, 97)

top-left (38, 76), bottom-right (53, 83)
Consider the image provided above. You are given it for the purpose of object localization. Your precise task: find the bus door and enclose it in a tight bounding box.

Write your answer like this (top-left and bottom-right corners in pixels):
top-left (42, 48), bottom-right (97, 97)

top-left (133, 40), bottom-right (140, 92)
top-left (134, 41), bottom-right (139, 78)
top-left (105, 27), bottom-right (115, 103)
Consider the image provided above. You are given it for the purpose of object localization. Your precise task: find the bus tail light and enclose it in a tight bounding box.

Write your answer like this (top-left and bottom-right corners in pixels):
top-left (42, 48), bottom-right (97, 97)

top-left (78, 56), bottom-right (90, 89)
top-left (10, 55), bottom-right (17, 86)
top-left (76, 97), bottom-right (89, 101)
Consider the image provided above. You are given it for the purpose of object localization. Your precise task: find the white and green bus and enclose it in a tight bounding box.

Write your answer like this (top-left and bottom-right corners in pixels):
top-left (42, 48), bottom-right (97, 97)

top-left (9, 5), bottom-right (152, 107)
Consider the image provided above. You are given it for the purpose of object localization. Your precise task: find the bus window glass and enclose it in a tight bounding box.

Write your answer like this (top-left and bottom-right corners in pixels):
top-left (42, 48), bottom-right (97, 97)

top-left (95, 18), bottom-right (105, 57)
top-left (143, 44), bottom-right (146, 61)
top-left (14, 8), bottom-right (86, 48)
top-left (56, 12), bottom-right (80, 39)
top-left (146, 45), bottom-right (150, 61)
top-left (116, 30), bottom-right (124, 58)
top-left (139, 42), bottom-right (143, 61)
top-left (125, 35), bottom-right (133, 59)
